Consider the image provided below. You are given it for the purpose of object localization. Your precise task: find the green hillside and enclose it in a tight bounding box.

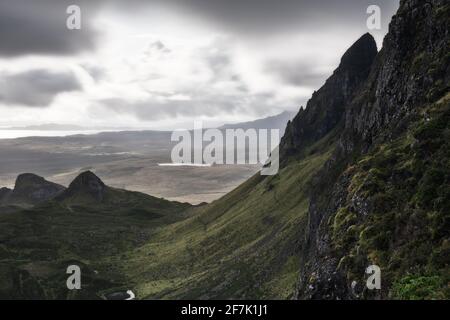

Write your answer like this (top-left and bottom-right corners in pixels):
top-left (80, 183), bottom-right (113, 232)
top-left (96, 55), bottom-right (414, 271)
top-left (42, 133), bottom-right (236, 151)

top-left (0, 185), bottom-right (192, 299)
top-left (118, 138), bottom-right (334, 299)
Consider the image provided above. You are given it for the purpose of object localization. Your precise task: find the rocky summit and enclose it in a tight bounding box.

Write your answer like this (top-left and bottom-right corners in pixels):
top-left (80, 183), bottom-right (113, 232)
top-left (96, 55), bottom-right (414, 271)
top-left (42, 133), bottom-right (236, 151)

top-left (280, 33), bottom-right (378, 160)
top-left (59, 171), bottom-right (107, 203)
top-left (6, 173), bottom-right (65, 206)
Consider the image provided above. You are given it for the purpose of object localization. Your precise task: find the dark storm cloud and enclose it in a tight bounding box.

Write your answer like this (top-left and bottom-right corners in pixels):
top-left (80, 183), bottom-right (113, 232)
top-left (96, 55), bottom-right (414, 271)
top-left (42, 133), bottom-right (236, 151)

top-left (171, 0), bottom-right (399, 35)
top-left (0, 69), bottom-right (82, 107)
top-left (0, 0), bottom-right (99, 57)
top-left (111, 0), bottom-right (400, 35)
top-left (0, 0), bottom-right (399, 57)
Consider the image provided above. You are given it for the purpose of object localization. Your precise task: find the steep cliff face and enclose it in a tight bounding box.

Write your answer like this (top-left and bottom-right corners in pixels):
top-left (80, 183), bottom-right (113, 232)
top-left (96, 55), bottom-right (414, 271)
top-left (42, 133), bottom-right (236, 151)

top-left (342, 0), bottom-right (449, 153)
top-left (292, 0), bottom-right (449, 299)
top-left (281, 34), bottom-right (377, 161)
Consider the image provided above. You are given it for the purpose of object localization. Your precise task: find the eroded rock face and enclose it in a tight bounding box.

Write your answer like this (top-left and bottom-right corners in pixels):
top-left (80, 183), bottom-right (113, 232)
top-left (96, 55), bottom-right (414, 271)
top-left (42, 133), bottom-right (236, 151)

top-left (280, 33), bottom-right (377, 160)
top-left (0, 187), bottom-right (12, 204)
top-left (342, 0), bottom-right (449, 153)
top-left (60, 171), bottom-right (107, 202)
top-left (292, 0), bottom-right (449, 299)
top-left (7, 173), bottom-right (65, 205)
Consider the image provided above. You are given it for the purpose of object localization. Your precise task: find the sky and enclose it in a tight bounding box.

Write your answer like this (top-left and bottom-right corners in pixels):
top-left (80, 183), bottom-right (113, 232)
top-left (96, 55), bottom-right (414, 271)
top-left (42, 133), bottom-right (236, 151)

top-left (0, 0), bottom-right (400, 130)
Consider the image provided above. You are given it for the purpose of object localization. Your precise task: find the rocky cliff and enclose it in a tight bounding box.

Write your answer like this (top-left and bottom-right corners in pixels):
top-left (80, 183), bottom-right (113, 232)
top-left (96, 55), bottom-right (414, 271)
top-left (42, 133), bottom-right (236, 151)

top-left (283, 0), bottom-right (450, 299)
top-left (1, 173), bottom-right (65, 206)
top-left (281, 33), bottom-right (378, 161)
top-left (58, 171), bottom-right (107, 203)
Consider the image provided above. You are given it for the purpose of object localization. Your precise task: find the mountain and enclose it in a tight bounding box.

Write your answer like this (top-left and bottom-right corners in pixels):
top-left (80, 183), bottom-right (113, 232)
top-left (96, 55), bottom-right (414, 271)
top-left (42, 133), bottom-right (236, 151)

top-left (0, 171), bottom-right (192, 299)
top-left (0, 187), bottom-right (12, 202)
top-left (221, 111), bottom-right (295, 135)
top-left (0, 0), bottom-right (448, 300)
top-left (281, 33), bottom-right (377, 160)
top-left (0, 111), bottom-right (296, 205)
top-left (0, 173), bottom-right (65, 207)
top-left (57, 171), bottom-right (107, 203)
top-left (2, 112), bottom-right (294, 133)
top-left (286, 0), bottom-right (450, 299)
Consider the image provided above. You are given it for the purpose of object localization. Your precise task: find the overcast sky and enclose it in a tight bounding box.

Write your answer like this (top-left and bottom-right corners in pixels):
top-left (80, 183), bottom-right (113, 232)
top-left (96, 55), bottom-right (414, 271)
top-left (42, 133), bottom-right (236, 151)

top-left (0, 0), bottom-right (399, 130)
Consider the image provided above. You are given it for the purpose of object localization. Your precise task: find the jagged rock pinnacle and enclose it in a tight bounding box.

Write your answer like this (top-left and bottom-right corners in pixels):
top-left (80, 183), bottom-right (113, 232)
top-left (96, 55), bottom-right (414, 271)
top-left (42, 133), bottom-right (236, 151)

top-left (11, 173), bottom-right (65, 204)
top-left (339, 33), bottom-right (378, 72)
top-left (65, 171), bottom-right (106, 202)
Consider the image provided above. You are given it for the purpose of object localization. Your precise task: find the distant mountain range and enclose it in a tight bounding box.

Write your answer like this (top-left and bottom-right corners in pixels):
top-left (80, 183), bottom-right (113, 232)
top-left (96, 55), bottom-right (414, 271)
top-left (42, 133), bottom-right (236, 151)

top-left (0, 123), bottom-right (131, 131)
top-left (220, 111), bottom-right (295, 135)
top-left (1, 111), bottom-right (295, 133)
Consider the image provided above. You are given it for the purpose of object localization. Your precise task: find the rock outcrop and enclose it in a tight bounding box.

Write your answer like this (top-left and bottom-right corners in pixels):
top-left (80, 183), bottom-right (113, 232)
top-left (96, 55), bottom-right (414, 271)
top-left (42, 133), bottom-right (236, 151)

top-left (291, 0), bottom-right (449, 299)
top-left (280, 33), bottom-right (378, 160)
top-left (0, 187), bottom-right (12, 204)
top-left (58, 171), bottom-right (107, 203)
top-left (3, 173), bottom-right (66, 206)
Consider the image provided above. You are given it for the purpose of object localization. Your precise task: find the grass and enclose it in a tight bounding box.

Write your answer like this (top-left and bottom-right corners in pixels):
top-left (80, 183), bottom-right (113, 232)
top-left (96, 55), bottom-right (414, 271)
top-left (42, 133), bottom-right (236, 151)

top-left (0, 188), bottom-right (192, 299)
top-left (117, 145), bottom-right (333, 299)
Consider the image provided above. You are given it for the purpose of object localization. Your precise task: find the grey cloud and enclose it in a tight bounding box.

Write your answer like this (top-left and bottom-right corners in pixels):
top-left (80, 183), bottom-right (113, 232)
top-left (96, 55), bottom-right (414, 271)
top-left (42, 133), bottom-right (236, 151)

top-left (265, 59), bottom-right (329, 88)
top-left (182, 0), bottom-right (400, 35)
top-left (148, 41), bottom-right (171, 53)
top-left (96, 90), bottom-right (279, 121)
top-left (197, 39), bottom-right (239, 82)
top-left (99, 97), bottom-right (238, 120)
top-left (80, 64), bottom-right (106, 82)
top-left (143, 41), bottom-right (171, 60)
top-left (206, 52), bottom-right (232, 78)
top-left (0, 0), bottom-right (400, 57)
top-left (0, 0), bottom-right (100, 57)
top-left (0, 69), bottom-right (82, 107)
top-left (112, 0), bottom-right (400, 36)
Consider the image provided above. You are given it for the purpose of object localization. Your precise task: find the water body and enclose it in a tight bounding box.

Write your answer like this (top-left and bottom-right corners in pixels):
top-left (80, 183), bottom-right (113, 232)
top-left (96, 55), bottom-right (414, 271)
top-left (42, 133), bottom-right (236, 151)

top-left (158, 163), bottom-right (212, 167)
top-left (105, 290), bottom-right (136, 300)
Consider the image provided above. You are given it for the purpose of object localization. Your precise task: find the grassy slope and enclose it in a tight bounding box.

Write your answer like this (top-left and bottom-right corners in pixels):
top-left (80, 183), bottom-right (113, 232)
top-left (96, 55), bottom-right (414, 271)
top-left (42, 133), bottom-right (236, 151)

top-left (115, 139), bottom-right (335, 299)
top-left (0, 190), bottom-right (191, 299)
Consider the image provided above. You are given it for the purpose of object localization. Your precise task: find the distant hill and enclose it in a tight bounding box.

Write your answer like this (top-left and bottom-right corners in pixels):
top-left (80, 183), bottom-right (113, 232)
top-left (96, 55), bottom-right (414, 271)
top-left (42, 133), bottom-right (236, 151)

top-left (0, 123), bottom-right (134, 131)
top-left (0, 171), bottom-right (192, 299)
top-left (1, 112), bottom-right (295, 133)
top-left (0, 173), bottom-right (65, 207)
top-left (220, 111), bottom-right (295, 135)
